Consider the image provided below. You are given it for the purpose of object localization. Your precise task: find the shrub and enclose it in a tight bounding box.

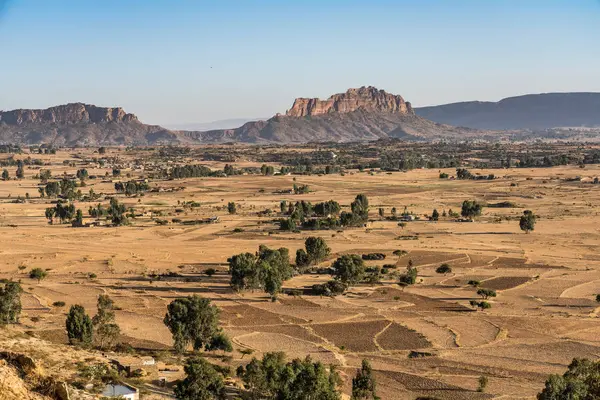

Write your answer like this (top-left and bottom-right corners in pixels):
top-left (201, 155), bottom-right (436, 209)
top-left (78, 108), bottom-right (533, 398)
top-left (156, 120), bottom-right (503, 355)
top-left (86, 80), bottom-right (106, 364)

top-left (435, 263), bottom-right (452, 274)
top-left (362, 253), bottom-right (386, 261)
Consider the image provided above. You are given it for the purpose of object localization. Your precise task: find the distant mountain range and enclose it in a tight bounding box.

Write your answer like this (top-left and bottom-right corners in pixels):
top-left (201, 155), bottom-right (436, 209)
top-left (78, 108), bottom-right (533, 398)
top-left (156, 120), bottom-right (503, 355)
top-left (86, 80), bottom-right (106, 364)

top-left (415, 93), bottom-right (600, 130)
top-left (164, 118), bottom-right (267, 131)
top-left (1, 89), bottom-right (599, 146)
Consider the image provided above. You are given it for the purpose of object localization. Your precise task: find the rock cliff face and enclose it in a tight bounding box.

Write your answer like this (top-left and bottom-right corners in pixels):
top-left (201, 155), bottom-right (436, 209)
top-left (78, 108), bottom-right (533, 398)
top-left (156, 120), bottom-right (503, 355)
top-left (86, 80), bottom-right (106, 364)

top-left (0, 103), bottom-right (138, 125)
top-left (286, 86), bottom-right (413, 117)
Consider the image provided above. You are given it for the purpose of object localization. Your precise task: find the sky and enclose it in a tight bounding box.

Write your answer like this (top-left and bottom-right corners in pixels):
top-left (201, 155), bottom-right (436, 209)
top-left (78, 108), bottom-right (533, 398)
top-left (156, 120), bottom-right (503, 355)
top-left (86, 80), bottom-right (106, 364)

top-left (1, 0), bottom-right (600, 125)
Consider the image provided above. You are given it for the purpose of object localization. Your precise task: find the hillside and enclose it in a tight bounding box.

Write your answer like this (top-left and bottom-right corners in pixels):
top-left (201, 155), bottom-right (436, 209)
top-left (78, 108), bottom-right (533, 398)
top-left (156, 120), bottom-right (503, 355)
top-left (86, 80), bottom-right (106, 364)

top-left (415, 92), bottom-right (600, 130)
top-left (192, 87), bottom-right (487, 142)
top-left (0, 103), bottom-right (181, 146)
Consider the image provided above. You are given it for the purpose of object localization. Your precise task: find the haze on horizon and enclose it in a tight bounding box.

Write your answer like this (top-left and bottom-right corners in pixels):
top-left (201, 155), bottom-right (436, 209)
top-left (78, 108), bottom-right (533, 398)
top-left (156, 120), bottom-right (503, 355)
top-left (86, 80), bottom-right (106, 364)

top-left (1, 0), bottom-right (599, 126)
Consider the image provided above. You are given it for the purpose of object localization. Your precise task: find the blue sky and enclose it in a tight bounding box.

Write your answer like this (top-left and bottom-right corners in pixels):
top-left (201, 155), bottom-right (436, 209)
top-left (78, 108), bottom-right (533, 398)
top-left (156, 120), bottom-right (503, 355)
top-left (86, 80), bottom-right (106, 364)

top-left (1, 0), bottom-right (599, 125)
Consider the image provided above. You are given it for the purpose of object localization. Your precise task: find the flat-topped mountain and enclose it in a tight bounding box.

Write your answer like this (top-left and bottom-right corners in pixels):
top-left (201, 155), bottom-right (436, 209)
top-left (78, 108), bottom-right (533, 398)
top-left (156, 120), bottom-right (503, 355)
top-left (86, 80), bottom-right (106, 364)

top-left (286, 86), bottom-right (413, 117)
top-left (415, 92), bottom-right (600, 130)
top-left (192, 87), bottom-right (482, 143)
top-left (0, 103), bottom-right (138, 125)
top-left (0, 103), bottom-right (177, 146)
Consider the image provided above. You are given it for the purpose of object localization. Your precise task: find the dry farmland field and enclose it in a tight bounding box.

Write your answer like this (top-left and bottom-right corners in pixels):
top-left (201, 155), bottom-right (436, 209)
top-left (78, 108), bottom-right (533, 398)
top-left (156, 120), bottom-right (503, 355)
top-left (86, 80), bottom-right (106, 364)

top-left (1, 144), bottom-right (600, 399)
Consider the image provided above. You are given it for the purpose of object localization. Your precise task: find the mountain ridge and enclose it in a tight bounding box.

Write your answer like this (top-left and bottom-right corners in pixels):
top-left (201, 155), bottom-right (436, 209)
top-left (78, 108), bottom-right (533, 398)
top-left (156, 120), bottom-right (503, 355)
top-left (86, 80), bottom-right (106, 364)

top-left (2, 90), bottom-right (600, 145)
top-left (415, 92), bottom-right (600, 130)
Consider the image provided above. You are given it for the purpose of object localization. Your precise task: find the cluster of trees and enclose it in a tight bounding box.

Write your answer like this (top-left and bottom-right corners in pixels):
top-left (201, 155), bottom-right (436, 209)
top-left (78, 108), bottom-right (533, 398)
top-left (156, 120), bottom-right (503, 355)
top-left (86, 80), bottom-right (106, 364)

top-left (456, 168), bottom-right (495, 180)
top-left (0, 281), bottom-right (22, 325)
top-left (461, 200), bottom-right (483, 218)
top-left (293, 183), bottom-right (310, 194)
top-left (114, 180), bottom-right (149, 196)
top-left (84, 198), bottom-right (131, 225)
top-left (260, 164), bottom-right (275, 175)
top-left (163, 295), bottom-right (231, 354)
top-left (65, 295), bottom-right (122, 348)
top-left (40, 178), bottom-right (82, 200)
top-left (229, 245), bottom-right (294, 296)
top-left (538, 358), bottom-right (600, 399)
top-left (379, 151), bottom-right (460, 171)
top-left (0, 144), bottom-right (23, 154)
top-left (339, 194), bottom-right (369, 227)
top-left (280, 200), bottom-right (342, 231)
top-left (236, 352), bottom-right (341, 400)
top-left (169, 164), bottom-right (217, 179)
top-left (399, 260), bottom-right (418, 286)
top-left (45, 201), bottom-right (82, 225)
top-left (517, 154), bottom-right (571, 168)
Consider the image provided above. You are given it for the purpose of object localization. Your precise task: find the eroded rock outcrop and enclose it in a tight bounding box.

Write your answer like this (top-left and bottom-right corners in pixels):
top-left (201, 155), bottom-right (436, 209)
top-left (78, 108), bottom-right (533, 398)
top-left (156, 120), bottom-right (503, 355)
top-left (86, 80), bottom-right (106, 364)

top-left (0, 103), bottom-right (138, 125)
top-left (286, 86), bottom-right (413, 117)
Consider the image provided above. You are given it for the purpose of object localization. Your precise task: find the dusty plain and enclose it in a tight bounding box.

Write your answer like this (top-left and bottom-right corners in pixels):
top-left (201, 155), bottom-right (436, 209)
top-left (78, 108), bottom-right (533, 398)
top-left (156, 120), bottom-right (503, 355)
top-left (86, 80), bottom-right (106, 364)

top-left (1, 146), bottom-right (600, 399)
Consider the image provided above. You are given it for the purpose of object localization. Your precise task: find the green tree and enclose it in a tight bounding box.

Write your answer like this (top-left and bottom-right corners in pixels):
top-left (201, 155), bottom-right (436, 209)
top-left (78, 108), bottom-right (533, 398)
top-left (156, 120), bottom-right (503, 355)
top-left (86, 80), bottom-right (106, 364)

top-left (351, 359), bottom-right (379, 400)
top-left (164, 295), bottom-right (220, 353)
top-left (229, 246), bottom-right (293, 296)
top-left (280, 200), bottom-right (287, 214)
top-left (92, 295), bottom-right (120, 349)
top-left (431, 209), bottom-right (439, 221)
top-left (399, 261), bottom-right (418, 286)
top-left (66, 304), bottom-right (94, 346)
top-left (205, 332), bottom-right (233, 353)
top-left (29, 268), bottom-right (47, 283)
top-left (295, 248), bottom-right (310, 270)
top-left (228, 202), bottom-right (237, 214)
top-left (229, 252), bottom-right (259, 291)
top-left (0, 282), bottom-right (22, 325)
top-left (461, 200), bottom-right (483, 218)
top-left (2, 169), bottom-right (9, 181)
top-left (537, 358), bottom-right (600, 400)
top-left (351, 194), bottom-right (369, 221)
top-left (305, 237), bottom-right (331, 266)
top-left (174, 357), bottom-right (225, 400)
top-left (478, 375), bottom-right (489, 392)
top-left (108, 197), bottom-right (127, 225)
top-left (519, 210), bottom-right (536, 233)
top-left (16, 160), bottom-right (24, 179)
top-left (73, 209), bottom-right (84, 226)
top-left (332, 255), bottom-right (365, 285)
top-left (470, 300), bottom-right (492, 311)
top-left (435, 263), bottom-right (452, 274)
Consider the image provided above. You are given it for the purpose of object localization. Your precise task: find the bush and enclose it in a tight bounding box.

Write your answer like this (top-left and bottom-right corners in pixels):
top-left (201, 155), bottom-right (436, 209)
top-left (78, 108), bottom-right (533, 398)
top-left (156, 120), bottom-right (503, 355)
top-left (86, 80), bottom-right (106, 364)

top-left (435, 263), bottom-right (452, 274)
top-left (312, 280), bottom-right (347, 297)
top-left (477, 288), bottom-right (497, 299)
top-left (29, 268), bottom-right (47, 283)
top-left (52, 301), bottom-right (66, 307)
top-left (362, 253), bottom-right (386, 260)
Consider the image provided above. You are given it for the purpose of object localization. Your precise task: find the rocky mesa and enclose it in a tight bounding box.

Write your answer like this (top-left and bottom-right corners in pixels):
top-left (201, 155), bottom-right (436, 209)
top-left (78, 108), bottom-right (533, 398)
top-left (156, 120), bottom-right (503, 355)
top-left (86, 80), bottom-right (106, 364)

top-left (0, 103), bottom-right (138, 126)
top-left (285, 86), bottom-right (413, 117)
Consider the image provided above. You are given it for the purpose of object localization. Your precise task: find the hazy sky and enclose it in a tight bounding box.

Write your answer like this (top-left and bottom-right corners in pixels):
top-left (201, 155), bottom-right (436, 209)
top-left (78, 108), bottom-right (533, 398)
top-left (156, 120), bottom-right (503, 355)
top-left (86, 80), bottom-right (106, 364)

top-left (1, 0), bottom-right (599, 125)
